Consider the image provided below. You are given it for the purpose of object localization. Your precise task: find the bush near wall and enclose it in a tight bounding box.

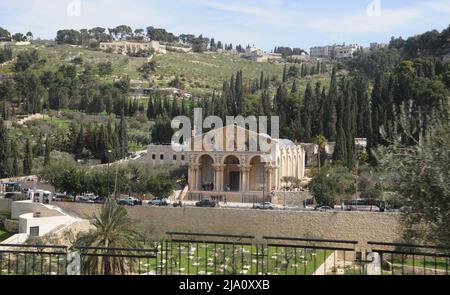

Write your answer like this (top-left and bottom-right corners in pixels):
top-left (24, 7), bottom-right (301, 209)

top-left (4, 219), bottom-right (19, 233)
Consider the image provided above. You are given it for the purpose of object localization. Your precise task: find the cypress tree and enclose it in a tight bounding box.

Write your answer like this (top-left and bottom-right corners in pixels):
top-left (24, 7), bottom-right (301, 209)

top-left (181, 99), bottom-right (187, 116)
top-left (324, 67), bottom-right (338, 141)
top-left (333, 83), bottom-right (346, 163)
top-left (313, 82), bottom-right (323, 136)
top-left (106, 118), bottom-right (114, 148)
top-left (370, 74), bottom-right (384, 147)
top-left (1, 101), bottom-right (8, 120)
top-left (147, 96), bottom-right (154, 120)
top-left (74, 123), bottom-right (84, 157)
top-left (261, 91), bottom-right (271, 116)
top-left (361, 93), bottom-right (372, 138)
top-left (34, 134), bottom-right (44, 157)
top-left (12, 140), bottom-right (20, 176)
top-left (97, 125), bottom-right (106, 161)
top-left (344, 81), bottom-right (355, 168)
top-left (44, 136), bottom-right (51, 167)
top-left (171, 98), bottom-right (180, 117)
top-left (0, 119), bottom-right (9, 178)
top-left (291, 80), bottom-right (298, 94)
top-left (119, 109), bottom-right (128, 159)
top-left (23, 138), bottom-right (33, 175)
top-left (127, 99), bottom-right (133, 116)
top-left (235, 70), bottom-right (244, 115)
top-left (333, 125), bottom-right (347, 164)
top-left (163, 96), bottom-right (171, 115)
top-left (302, 83), bottom-right (313, 142)
top-left (259, 72), bottom-right (264, 90)
top-left (282, 64), bottom-right (287, 83)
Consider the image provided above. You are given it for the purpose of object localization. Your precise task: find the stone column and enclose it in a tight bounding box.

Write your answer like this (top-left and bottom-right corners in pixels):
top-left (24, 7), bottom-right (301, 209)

top-left (265, 165), bottom-right (273, 192)
top-left (196, 166), bottom-right (202, 190)
top-left (238, 165), bottom-right (251, 192)
top-left (238, 165), bottom-right (244, 192)
top-left (219, 165), bottom-right (225, 191)
top-left (188, 165), bottom-right (196, 190)
top-left (190, 163), bottom-right (200, 190)
top-left (212, 164), bottom-right (225, 191)
top-left (245, 167), bottom-right (251, 191)
top-left (274, 165), bottom-right (280, 191)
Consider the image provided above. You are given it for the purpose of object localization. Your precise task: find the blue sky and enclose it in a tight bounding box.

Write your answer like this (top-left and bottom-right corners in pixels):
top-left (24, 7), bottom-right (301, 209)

top-left (1, 0), bottom-right (449, 51)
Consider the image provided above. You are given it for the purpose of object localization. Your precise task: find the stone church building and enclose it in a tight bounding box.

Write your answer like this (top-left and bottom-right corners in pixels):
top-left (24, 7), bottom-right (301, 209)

top-left (185, 125), bottom-right (306, 203)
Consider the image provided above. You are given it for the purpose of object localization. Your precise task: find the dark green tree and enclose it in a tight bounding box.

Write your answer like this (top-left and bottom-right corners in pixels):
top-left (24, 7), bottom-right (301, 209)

top-left (23, 138), bottom-right (33, 175)
top-left (44, 137), bottom-right (51, 167)
top-left (0, 119), bottom-right (10, 177)
top-left (324, 68), bottom-right (338, 141)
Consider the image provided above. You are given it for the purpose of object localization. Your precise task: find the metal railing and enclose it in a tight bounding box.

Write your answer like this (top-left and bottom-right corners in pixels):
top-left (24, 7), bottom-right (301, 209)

top-left (0, 244), bottom-right (67, 275)
top-left (1, 234), bottom-right (449, 275)
top-left (368, 241), bottom-right (450, 275)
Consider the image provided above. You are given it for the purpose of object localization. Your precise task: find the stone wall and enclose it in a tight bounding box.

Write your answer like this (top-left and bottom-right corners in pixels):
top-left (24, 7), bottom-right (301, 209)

top-left (4, 219), bottom-right (19, 233)
top-left (56, 203), bottom-right (402, 249)
top-left (49, 221), bottom-right (93, 246)
top-left (271, 191), bottom-right (312, 207)
top-left (11, 201), bottom-right (64, 219)
top-left (0, 198), bottom-right (11, 213)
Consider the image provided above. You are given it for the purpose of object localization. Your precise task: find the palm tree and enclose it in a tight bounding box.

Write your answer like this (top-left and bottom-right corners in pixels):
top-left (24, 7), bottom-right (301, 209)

top-left (313, 135), bottom-right (327, 168)
top-left (74, 199), bottom-right (143, 275)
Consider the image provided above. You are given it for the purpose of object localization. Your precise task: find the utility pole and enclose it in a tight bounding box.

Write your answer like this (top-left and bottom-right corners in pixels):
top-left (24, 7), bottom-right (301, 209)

top-left (261, 163), bottom-right (266, 206)
top-left (107, 149), bottom-right (112, 198)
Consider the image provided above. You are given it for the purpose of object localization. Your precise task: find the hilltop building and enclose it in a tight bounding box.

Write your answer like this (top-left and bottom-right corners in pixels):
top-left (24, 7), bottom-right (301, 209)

top-left (99, 40), bottom-right (166, 55)
top-left (244, 47), bottom-right (284, 63)
top-left (310, 45), bottom-right (334, 59)
top-left (310, 44), bottom-right (360, 60)
top-left (370, 42), bottom-right (388, 50)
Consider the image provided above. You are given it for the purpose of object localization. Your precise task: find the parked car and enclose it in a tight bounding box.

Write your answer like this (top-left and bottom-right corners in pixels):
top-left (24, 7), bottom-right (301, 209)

top-left (117, 199), bottom-right (135, 206)
top-left (93, 196), bottom-right (107, 204)
top-left (77, 196), bottom-right (95, 203)
top-left (253, 202), bottom-right (274, 210)
top-left (148, 198), bottom-right (170, 206)
top-left (121, 197), bottom-right (142, 206)
top-left (315, 206), bottom-right (334, 212)
top-left (195, 199), bottom-right (217, 208)
top-left (52, 193), bottom-right (73, 202)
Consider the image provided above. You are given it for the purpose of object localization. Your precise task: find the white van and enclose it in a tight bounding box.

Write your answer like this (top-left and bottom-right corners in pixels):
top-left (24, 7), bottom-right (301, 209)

top-left (28, 189), bottom-right (53, 204)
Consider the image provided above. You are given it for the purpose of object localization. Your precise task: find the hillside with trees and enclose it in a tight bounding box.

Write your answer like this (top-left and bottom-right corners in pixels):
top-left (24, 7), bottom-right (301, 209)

top-left (0, 24), bottom-right (449, 246)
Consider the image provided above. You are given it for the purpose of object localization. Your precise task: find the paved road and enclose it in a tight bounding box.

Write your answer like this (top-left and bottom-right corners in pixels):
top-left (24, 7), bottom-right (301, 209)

top-left (181, 200), bottom-right (311, 211)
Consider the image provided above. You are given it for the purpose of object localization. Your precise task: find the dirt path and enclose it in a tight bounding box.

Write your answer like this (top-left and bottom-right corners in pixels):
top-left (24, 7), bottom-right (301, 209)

top-left (16, 113), bottom-right (48, 125)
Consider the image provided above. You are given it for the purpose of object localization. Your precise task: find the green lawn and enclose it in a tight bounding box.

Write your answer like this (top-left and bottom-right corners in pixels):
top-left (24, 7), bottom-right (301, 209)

top-left (111, 242), bottom-right (333, 275)
top-left (393, 257), bottom-right (449, 272)
top-left (0, 228), bottom-right (14, 242)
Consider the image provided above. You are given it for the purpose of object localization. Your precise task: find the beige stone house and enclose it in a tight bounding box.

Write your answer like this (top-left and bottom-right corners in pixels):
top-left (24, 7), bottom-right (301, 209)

top-left (99, 41), bottom-right (166, 55)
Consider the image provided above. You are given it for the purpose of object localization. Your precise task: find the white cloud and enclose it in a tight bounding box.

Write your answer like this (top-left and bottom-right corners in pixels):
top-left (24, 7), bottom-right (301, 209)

top-left (190, 0), bottom-right (268, 16)
top-left (424, 0), bottom-right (450, 13)
top-left (308, 6), bottom-right (423, 34)
top-left (187, 0), bottom-right (302, 28)
top-left (2, 0), bottom-right (166, 38)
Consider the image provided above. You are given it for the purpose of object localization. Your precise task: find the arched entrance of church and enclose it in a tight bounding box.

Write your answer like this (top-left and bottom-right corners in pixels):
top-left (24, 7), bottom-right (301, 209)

top-left (198, 154), bottom-right (214, 191)
top-left (224, 155), bottom-right (240, 192)
top-left (249, 156), bottom-right (264, 191)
